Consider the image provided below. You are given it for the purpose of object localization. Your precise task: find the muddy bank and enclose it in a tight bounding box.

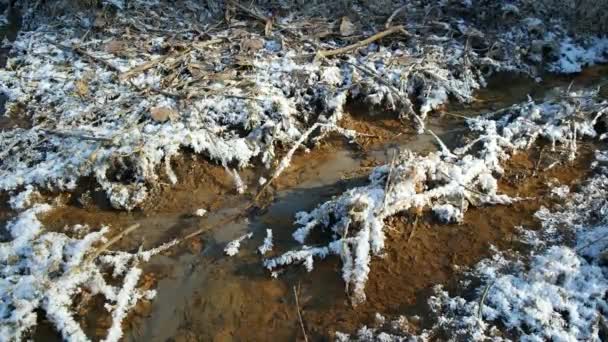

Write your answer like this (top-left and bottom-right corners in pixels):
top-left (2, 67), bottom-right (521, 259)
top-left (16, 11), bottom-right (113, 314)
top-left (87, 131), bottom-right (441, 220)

top-left (16, 64), bottom-right (604, 341)
top-left (1, 0), bottom-right (608, 339)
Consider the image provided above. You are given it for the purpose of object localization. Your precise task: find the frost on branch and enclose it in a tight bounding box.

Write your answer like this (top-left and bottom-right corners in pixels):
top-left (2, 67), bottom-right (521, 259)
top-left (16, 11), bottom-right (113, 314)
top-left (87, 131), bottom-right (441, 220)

top-left (458, 89), bottom-right (608, 163)
top-left (224, 232), bottom-right (253, 257)
top-left (336, 102), bottom-right (608, 340)
top-left (3, 0), bottom-right (604, 209)
top-left (266, 91), bottom-right (607, 305)
top-left (265, 148), bottom-right (514, 305)
top-left (0, 205), bottom-right (169, 341)
top-left (258, 229), bottom-right (274, 255)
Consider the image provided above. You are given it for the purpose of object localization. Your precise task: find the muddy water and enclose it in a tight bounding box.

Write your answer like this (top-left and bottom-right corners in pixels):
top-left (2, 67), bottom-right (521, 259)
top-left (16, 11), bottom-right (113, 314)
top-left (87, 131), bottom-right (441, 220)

top-left (11, 62), bottom-right (608, 341)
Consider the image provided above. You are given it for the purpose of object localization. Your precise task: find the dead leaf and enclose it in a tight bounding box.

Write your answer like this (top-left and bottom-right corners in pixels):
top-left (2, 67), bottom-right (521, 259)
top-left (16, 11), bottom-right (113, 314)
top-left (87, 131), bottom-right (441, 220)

top-left (75, 79), bottom-right (89, 97)
top-left (339, 16), bottom-right (356, 36)
top-left (104, 40), bottom-right (126, 55)
top-left (241, 38), bottom-right (265, 53)
top-left (150, 106), bottom-right (178, 122)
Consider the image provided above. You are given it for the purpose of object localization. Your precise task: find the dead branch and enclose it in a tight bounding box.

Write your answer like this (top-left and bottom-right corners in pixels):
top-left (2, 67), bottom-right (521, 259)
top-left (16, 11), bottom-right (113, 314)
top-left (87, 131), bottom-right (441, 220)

top-left (385, 5), bottom-right (408, 29)
top-left (317, 25), bottom-right (409, 58)
top-left (119, 39), bottom-right (222, 80)
top-left (478, 281), bottom-right (494, 319)
top-left (40, 129), bottom-right (114, 143)
top-left (49, 41), bottom-right (122, 73)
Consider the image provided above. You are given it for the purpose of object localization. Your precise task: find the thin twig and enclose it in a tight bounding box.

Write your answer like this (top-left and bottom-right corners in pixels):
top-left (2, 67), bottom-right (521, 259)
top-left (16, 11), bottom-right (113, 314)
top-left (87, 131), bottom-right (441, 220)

top-left (86, 224), bottom-right (141, 263)
top-left (408, 215), bottom-right (418, 243)
top-left (293, 284), bottom-right (309, 342)
top-left (478, 281), bottom-right (494, 319)
top-left (385, 5), bottom-right (408, 29)
top-left (40, 129), bottom-right (114, 143)
top-left (49, 41), bottom-right (122, 73)
top-left (576, 230), bottom-right (608, 253)
top-left (533, 146), bottom-right (545, 176)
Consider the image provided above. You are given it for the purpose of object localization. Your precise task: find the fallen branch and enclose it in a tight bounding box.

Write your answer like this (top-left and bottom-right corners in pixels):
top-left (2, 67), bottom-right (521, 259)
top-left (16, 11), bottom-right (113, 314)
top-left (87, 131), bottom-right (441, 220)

top-left (40, 129), bottom-right (114, 143)
top-left (317, 25), bottom-right (409, 58)
top-left (385, 5), bottom-right (408, 29)
top-left (49, 41), bottom-right (122, 73)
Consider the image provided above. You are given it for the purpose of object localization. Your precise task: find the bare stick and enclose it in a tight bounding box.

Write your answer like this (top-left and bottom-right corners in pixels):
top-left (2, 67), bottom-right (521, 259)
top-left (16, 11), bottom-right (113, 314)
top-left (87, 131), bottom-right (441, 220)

top-left (478, 281), bottom-right (494, 319)
top-left (41, 129), bottom-right (113, 143)
top-left (120, 39), bottom-right (222, 80)
top-left (385, 5), bottom-right (407, 29)
top-left (317, 25), bottom-right (408, 58)
top-left (181, 208), bottom-right (250, 241)
top-left (408, 214), bottom-right (418, 243)
top-left (86, 224), bottom-right (141, 263)
top-left (49, 41), bottom-right (122, 73)
top-left (293, 285), bottom-right (309, 342)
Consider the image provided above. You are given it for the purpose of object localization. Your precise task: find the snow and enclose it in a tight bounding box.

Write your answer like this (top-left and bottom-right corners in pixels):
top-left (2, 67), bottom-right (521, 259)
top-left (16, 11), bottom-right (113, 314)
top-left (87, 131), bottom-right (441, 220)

top-left (339, 139), bottom-right (608, 340)
top-left (550, 37), bottom-right (608, 73)
top-left (551, 185), bottom-right (570, 198)
top-left (194, 208), bottom-right (207, 217)
top-left (258, 229), bottom-right (274, 255)
top-left (224, 232), bottom-right (253, 257)
top-left (432, 203), bottom-right (464, 223)
top-left (8, 185), bottom-right (39, 210)
top-left (3, 1), bottom-right (608, 339)
top-left (0, 205), bottom-right (172, 341)
top-left (5, 0), bottom-right (598, 210)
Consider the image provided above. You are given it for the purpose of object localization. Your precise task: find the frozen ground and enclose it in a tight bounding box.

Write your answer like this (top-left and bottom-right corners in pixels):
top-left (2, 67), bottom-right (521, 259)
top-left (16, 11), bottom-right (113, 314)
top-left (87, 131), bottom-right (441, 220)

top-left (1, 0), bottom-right (608, 341)
top-left (338, 150), bottom-right (608, 341)
top-left (1, 0), bottom-right (607, 209)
